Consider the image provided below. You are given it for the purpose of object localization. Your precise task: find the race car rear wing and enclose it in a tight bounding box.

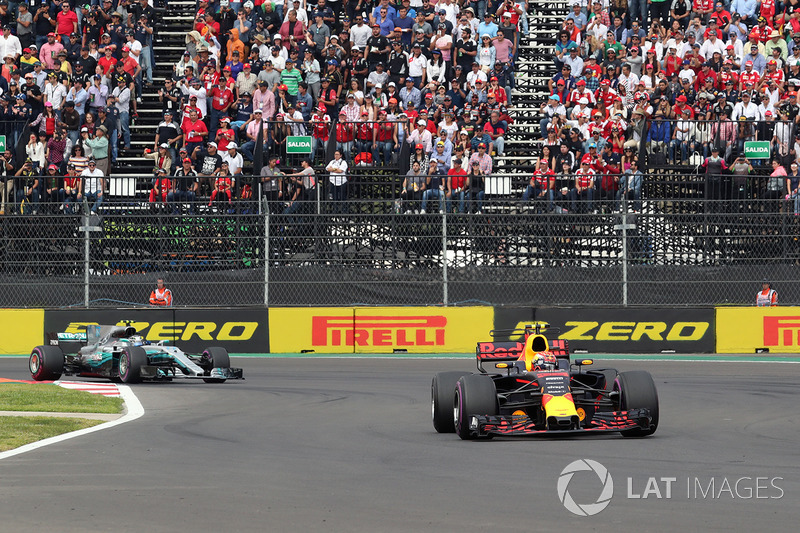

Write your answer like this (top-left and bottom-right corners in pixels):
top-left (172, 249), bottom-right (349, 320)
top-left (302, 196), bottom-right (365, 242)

top-left (476, 339), bottom-right (570, 372)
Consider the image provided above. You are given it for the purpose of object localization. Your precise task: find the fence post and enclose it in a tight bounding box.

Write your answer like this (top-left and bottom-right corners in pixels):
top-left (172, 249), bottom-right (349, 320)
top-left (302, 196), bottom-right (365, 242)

top-left (264, 198), bottom-right (270, 307)
top-left (615, 197), bottom-right (634, 307)
top-left (442, 212), bottom-right (448, 306)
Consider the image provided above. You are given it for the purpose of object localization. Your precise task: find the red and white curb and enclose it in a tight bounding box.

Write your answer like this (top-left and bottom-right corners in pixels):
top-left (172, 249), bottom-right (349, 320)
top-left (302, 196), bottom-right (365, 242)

top-left (0, 385), bottom-right (144, 460)
top-left (54, 380), bottom-right (122, 397)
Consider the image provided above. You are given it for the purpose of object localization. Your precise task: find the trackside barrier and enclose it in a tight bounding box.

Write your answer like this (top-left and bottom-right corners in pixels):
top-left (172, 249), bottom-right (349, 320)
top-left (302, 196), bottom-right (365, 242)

top-left (42, 308), bottom-right (269, 354)
top-left (0, 309), bottom-right (44, 355)
top-left (493, 307), bottom-right (716, 354)
top-left (716, 307), bottom-right (800, 354)
top-left (268, 307), bottom-right (494, 354)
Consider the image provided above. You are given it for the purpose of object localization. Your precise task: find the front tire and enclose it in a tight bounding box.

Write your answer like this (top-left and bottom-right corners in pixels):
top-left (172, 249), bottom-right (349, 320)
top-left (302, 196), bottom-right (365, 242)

top-left (454, 374), bottom-right (498, 440)
top-left (615, 370), bottom-right (659, 438)
top-left (29, 345), bottom-right (64, 381)
top-left (432, 371), bottom-right (470, 433)
top-left (119, 347), bottom-right (147, 384)
top-left (202, 347), bottom-right (230, 383)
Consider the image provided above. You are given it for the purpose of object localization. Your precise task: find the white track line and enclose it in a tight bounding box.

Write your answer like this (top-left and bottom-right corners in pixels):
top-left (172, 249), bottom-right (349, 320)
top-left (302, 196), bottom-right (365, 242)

top-left (0, 385), bottom-right (144, 460)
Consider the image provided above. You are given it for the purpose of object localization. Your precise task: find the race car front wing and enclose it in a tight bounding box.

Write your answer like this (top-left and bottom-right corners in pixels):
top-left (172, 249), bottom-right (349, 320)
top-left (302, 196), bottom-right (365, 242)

top-left (472, 408), bottom-right (653, 437)
top-left (139, 366), bottom-right (245, 380)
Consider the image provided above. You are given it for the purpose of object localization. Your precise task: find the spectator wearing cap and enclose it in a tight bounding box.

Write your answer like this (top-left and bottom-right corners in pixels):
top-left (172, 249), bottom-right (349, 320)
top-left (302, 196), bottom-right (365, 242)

top-left (239, 109), bottom-right (268, 162)
top-left (169, 152), bottom-right (199, 214)
top-left (87, 74), bottom-right (109, 116)
top-left (39, 33), bottom-right (64, 71)
top-left (250, 80), bottom-right (275, 121)
top-left (325, 149), bottom-right (349, 212)
top-left (308, 11), bottom-right (331, 51)
top-left (16, 4), bottom-right (33, 50)
top-left (403, 113), bottom-right (432, 151)
top-left (175, 51), bottom-right (197, 78)
top-left (148, 167), bottom-right (172, 207)
top-left (539, 94), bottom-right (567, 139)
top-left (208, 81), bottom-right (235, 142)
top-left (85, 125), bottom-right (111, 176)
top-left (179, 76), bottom-right (208, 118)
top-left (365, 22), bottom-right (391, 70)
top-left (221, 141), bottom-right (244, 178)
top-left (280, 59), bottom-right (303, 99)
top-left (224, 50), bottom-right (245, 81)
top-left (765, 30), bottom-right (788, 61)
top-left (399, 77), bottom-right (422, 111)
top-left (111, 75), bottom-right (132, 151)
top-left (80, 157), bottom-right (104, 213)
top-left (144, 143), bottom-right (173, 175)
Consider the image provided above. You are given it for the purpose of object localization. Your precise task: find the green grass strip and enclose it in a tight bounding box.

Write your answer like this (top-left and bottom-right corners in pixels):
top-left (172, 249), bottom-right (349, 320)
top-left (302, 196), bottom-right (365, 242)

top-left (0, 384), bottom-right (123, 414)
top-left (0, 416), bottom-right (104, 451)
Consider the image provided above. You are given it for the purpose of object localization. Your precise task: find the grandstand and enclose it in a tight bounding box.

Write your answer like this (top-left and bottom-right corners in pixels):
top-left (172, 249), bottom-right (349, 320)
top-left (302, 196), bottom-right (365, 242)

top-left (0, 0), bottom-right (799, 309)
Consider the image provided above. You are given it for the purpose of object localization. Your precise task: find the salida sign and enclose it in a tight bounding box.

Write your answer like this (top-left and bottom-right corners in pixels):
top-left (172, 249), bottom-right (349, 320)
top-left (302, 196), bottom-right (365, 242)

top-left (44, 309), bottom-right (269, 353)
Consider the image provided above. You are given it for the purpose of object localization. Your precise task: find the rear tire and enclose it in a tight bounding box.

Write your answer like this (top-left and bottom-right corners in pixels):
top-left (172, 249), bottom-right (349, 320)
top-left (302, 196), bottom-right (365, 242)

top-left (202, 347), bottom-right (230, 383)
top-left (615, 370), bottom-right (659, 437)
top-left (119, 347), bottom-right (147, 384)
top-left (29, 346), bottom-right (64, 381)
top-left (454, 374), bottom-right (498, 440)
top-left (432, 371), bottom-right (470, 433)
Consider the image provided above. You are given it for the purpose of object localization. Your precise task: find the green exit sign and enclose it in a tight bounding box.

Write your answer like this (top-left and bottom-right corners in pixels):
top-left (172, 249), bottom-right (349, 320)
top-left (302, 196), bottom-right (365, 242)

top-left (743, 141), bottom-right (770, 159)
top-left (286, 136), bottom-right (312, 154)
top-left (0, 135), bottom-right (6, 152)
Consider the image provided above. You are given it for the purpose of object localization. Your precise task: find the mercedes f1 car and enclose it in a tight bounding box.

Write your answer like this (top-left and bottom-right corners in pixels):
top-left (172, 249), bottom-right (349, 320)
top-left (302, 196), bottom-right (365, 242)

top-left (432, 323), bottom-right (658, 439)
top-left (29, 324), bottom-right (244, 384)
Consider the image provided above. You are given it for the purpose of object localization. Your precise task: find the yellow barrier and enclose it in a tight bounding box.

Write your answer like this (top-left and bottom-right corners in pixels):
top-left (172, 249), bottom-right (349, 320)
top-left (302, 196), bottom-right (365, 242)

top-left (269, 307), bottom-right (493, 353)
top-left (0, 309), bottom-right (44, 355)
top-left (716, 307), bottom-right (800, 353)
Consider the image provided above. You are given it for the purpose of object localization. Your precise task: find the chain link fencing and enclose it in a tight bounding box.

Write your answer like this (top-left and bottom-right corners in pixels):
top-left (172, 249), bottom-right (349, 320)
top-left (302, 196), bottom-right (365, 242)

top-left (1, 187), bottom-right (798, 308)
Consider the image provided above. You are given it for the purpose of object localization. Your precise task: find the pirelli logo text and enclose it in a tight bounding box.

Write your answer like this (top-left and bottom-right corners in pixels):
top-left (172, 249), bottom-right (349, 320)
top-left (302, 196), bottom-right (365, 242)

top-left (311, 316), bottom-right (447, 347)
top-left (763, 316), bottom-right (800, 346)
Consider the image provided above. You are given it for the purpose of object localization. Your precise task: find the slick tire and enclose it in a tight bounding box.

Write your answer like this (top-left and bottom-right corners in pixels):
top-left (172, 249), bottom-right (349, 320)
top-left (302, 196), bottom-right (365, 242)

top-left (119, 346), bottom-right (147, 384)
top-left (432, 371), bottom-right (470, 433)
top-left (454, 374), bottom-right (498, 440)
top-left (29, 345), bottom-right (64, 381)
top-left (615, 370), bottom-right (659, 438)
top-left (202, 347), bottom-right (230, 383)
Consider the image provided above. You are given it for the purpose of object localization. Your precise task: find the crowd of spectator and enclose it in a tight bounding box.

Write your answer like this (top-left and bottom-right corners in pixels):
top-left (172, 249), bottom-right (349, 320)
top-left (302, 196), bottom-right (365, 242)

top-left (147, 0), bottom-right (525, 215)
top-left (0, 0), bottom-right (530, 215)
top-left (0, 0), bottom-right (155, 214)
top-left (540, 0), bottom-right (800, 214)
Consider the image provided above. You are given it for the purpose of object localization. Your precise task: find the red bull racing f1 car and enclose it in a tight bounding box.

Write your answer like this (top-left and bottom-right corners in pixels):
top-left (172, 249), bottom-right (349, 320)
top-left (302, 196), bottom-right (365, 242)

top-left (431, 324), bottom-right (659, 439)
top-left (29, 324), bottom-right (243, 384)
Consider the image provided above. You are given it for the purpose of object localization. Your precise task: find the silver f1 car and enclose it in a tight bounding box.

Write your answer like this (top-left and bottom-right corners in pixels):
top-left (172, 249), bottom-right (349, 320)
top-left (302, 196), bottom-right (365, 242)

top-left (29, 324), bottom-right (244, 384)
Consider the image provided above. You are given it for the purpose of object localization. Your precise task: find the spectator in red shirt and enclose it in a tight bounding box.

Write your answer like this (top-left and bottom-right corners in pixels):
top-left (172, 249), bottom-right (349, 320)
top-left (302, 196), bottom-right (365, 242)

top-left (182, 108), bottom-right (208, 155)
top-left (56, 3), bottom-right (78, 46)
top-left (522, 158), bottom-right (556, 212)
top-left (446, 159), bottom-right (468, 213)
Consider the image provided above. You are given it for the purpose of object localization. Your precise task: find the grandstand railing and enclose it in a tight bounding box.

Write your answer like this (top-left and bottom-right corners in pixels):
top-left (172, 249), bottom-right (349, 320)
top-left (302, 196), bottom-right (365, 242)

top-left (1, 192), bottom-right (798, 308)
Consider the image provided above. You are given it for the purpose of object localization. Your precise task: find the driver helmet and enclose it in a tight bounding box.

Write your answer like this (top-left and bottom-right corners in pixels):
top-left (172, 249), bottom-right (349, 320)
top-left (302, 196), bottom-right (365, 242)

top-left (128, 335), bottom-right (145, 347)
top-left (532, 352), bottom-right (557, 371)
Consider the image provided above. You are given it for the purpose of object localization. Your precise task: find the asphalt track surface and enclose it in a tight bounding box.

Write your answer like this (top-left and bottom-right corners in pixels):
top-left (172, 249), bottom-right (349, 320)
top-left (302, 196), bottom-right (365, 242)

top-left (0, 357), bottom-right (798, 532)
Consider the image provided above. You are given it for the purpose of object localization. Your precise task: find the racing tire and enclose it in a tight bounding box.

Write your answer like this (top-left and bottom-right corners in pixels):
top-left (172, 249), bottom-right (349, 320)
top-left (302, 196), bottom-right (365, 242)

top-left (615, 370), bottom-right (659, 438)
top-left (454, 374), bottom-right (498, 440)
top-left (119, 347), bottom-right (147, 384)
top-left (202, 347), bottom-right (230, 383)
top-left (432, 371), bottom-right (470, 433)
top-left (29, 345), bottom-right (64, 381)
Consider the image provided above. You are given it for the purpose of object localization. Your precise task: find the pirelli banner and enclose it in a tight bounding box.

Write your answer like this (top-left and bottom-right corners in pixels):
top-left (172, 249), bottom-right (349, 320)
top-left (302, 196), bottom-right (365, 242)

top-left (496, 307), bottom-right (715, 354)
top-left (43, 308), bottom-right (269, 354)
top-left (716, 307), bottom-right (800, 353)
top-left (269, 307), bottom-right (494, 354)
